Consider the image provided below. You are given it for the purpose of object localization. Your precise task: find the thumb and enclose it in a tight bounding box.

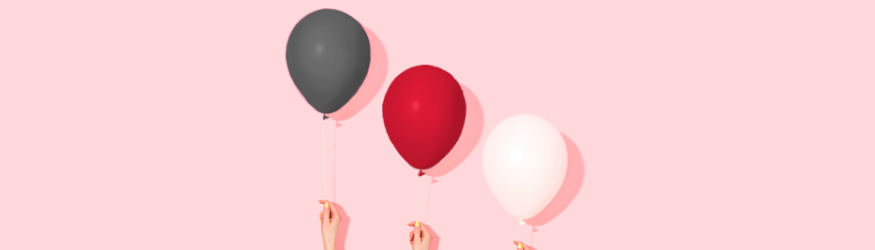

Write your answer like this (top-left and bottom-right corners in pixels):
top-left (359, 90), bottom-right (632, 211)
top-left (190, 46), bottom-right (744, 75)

top-left (419, 222), bottom-right (432, 243)
top-left (327, 200), bottom-right (341, 223)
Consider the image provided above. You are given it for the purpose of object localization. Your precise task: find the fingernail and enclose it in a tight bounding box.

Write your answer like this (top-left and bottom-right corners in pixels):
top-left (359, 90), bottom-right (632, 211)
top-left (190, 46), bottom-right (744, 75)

top-left (324, 202), bottom-right (329, 208)
top-left (518, 242), bottom-right (523, 249)
top-left (415, 221), bottom-right (419, 227)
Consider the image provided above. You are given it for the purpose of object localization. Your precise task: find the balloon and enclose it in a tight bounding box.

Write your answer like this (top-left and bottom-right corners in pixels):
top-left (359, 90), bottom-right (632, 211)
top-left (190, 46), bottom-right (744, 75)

top-left (482, 114), bottom-right (567, 219)
top-left (286, 9), bottom-right (371, 114)
top-left (382, 65), bottom-right (466, 175)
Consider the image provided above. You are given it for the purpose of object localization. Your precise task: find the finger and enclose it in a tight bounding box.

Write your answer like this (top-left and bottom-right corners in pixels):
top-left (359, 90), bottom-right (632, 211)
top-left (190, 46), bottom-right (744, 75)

top-left (407, 220), bottom-right (420, 247)
top-left (318, 200), bottom-right (327, 222)
top-left (328, 200), bottom-right (341, 222)
top-left (409, 230), bottom-right (416, 249)
top-left (413, 221), bottom-right (422, 245)
top-left (321, 202), bottom-right (330, 226)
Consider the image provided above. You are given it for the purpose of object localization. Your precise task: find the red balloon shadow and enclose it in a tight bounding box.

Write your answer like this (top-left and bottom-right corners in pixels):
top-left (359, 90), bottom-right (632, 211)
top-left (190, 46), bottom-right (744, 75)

top-left (331, 202), bottom-right (352, 250)
top-left (424, 84), bottom-right (484, 177)
top-left (327, 26), bottom-right (388, 121)
top-left (423, 223), bottom-right (441, 250)
top-left (526, 133), bottom-right (585, 226)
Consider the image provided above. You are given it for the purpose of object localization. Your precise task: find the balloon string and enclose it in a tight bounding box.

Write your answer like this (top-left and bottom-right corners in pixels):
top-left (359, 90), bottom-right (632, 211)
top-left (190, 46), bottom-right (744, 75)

top-left (333, 119), bottom-right (336, 201)
top-left (416, 175), bottom-right (420, 222)
top-left (322, 115), bottom-right (326, 201)
top-left (518, 218), bottom-right (526, 244)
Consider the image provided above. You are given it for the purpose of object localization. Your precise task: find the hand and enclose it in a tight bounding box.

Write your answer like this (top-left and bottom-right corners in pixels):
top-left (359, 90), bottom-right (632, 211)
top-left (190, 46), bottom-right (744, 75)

top-left (407, 221), bottom-right (433, 250)
top-left (512, 241), bottom-right (531, 250)
top-left (318, 200), bottom-right (341, 250)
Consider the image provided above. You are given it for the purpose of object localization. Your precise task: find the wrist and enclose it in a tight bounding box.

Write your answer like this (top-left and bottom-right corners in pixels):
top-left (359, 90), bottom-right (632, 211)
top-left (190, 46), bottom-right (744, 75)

top-left (323, 242), bottom-right (336, 250)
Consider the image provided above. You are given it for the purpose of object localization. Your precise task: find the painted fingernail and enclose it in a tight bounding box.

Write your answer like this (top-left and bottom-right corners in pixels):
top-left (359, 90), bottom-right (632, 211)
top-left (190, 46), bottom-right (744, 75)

top-left (518, 242), bottom-right (523, 249)
top-left (415, 221), bottom-right (419, 227)
top-left (324, 202), bottom-right (329, 208)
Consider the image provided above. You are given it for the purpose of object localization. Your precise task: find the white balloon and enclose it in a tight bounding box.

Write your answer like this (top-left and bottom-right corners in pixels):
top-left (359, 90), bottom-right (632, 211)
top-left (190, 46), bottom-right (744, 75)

top-left (482, 114), bottom-right (567, 220)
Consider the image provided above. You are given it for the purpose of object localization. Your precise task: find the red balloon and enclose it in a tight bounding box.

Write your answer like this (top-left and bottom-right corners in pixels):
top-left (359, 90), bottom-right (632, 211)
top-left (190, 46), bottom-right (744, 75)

top-left (382, 65), bottom-right (466, 174)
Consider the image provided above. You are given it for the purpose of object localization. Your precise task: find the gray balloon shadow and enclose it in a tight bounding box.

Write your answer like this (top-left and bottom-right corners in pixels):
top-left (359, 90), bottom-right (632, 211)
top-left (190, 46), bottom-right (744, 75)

top-left (423, 84), bottom-right (484, 177)
top-left (327, 26), bottom-right (388, 121)
top-left (526, 133), bottom-right (585, 226)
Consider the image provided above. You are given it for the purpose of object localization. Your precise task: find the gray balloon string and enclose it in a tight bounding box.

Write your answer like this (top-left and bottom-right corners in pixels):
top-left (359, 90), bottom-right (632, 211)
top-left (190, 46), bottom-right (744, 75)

top-left (322, 116), bottom-right (327, 201)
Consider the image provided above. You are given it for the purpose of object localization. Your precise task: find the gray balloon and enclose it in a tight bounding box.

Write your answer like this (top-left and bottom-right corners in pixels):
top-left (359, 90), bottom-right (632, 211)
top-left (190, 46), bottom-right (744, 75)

top-left (286, 9), bottom-right (371, 114)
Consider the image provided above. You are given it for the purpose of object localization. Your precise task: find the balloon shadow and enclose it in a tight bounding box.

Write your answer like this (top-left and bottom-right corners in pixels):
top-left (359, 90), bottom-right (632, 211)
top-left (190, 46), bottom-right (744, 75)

top-left (526, 228), bottom-right (541, 250)
top-left (424, 84), bottom-right (484, 177)
top-left (423, 223), bottom-right (441, 250)
top-left (327, 26), bottom-right (388, 121)
top-left (332, 202), bottom-right (351, 250)
top-left (526, 133), bottom-right (585, 226)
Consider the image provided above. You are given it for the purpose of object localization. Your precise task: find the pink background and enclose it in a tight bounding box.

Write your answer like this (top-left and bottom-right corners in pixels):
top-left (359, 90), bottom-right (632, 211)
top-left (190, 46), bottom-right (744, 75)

top-left (1, 0), bottom-right (873, 249)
